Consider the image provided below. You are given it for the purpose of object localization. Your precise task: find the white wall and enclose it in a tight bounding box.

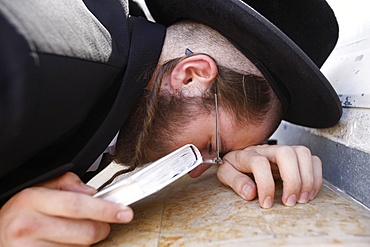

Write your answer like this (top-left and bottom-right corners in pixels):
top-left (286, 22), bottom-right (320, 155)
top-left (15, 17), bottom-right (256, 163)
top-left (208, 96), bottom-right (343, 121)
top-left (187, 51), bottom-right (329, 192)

top-left (307, 0), bottom-right (370, 153)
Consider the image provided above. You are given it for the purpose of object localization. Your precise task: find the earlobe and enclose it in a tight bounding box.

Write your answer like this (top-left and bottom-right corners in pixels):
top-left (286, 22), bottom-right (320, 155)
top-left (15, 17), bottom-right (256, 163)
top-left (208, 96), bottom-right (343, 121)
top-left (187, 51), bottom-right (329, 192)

top-left (164, 54), bottom-right (218, 95)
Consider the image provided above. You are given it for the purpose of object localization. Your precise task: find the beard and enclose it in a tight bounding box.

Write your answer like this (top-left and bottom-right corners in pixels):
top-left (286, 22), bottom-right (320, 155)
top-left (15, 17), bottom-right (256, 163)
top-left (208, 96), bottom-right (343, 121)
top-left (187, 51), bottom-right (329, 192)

top-left (112, 90), bottom-right (212, 168)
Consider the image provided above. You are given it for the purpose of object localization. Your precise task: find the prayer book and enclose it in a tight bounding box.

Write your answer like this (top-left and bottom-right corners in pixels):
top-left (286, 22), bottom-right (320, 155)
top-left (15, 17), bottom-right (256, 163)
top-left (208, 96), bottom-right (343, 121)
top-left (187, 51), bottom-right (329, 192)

top-left (93, 144), bottom-right (203, 205)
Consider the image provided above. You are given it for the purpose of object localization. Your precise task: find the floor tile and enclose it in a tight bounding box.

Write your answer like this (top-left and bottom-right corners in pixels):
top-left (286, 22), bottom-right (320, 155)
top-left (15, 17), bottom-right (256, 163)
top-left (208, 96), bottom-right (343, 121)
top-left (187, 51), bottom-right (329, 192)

top-left (93, 166), bottom-right (370, 247)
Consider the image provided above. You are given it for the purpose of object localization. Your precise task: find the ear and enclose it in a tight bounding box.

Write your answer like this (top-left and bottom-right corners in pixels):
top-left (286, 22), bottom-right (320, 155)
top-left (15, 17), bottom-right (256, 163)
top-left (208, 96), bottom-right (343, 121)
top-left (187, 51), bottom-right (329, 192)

top-left (161, 54), bottom-right (218, 96)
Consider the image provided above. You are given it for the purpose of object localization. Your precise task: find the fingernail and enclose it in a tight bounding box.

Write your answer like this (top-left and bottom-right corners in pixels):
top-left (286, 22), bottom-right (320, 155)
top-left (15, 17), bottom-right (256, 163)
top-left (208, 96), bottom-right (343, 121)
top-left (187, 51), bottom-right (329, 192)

top-left (309, 189), bottom-right (317, 200)
top-left (286, 194), bottom-right (297, 206)
top-left (117, 209), bottom-right (133, 222)
top-left (262, 196), bottom-right (273, 209)
top-left (298, 192), bottom-right (309, 204)
top-left (242, 184), bottom-right (252, 200)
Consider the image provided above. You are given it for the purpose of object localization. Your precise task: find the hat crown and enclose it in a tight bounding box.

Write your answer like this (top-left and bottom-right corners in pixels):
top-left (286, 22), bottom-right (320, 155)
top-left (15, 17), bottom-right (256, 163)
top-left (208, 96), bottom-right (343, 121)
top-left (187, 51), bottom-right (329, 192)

top-left (145, 0), bottom-right (342, 128)
top-left (244, 0), bottom-right (338, 67)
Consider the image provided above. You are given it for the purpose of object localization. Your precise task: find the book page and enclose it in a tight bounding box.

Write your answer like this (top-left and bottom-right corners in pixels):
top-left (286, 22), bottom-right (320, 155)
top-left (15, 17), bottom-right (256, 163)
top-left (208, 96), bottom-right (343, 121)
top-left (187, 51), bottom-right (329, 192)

top-left (94, 144), bottom-right (203, 205)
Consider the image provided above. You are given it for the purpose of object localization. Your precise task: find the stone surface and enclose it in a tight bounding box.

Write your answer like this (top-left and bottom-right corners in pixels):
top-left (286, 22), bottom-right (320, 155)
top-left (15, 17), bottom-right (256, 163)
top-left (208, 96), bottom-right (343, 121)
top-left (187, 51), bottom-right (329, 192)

top-left (93, 166), bottom-right (370, 247)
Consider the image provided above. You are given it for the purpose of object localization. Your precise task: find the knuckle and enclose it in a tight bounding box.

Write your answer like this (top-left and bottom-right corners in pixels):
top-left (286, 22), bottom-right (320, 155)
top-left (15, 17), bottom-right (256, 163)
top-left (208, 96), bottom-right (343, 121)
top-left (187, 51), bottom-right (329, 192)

top-left (294, 146), bottom-right (312, 156)
top-left (87, 199), bottom-right (120, 221)
top-left (312, 155), bottom-right (322, 167)
top-left (248, 155), bottom-right (270, 168)
top-left (232, 174), bottom-right (248, 193)
top-left (60, 172), bottom-right (80, 183)
top-left (85, 224), bottom-right (101, 242)
top-left (58, 193), bottom-right (85, 216)
top-left (7, 215), bottom-right (36, 240)
top-left (84, 223), bottom-right (110, 243)
top-left (98, 202), bottom-right (117, 220)
top-left (12, 188), bottom-right (38, 208)
top-left (276, 146), bottom-right (296, 158)
top-left (230, 174), bottom-right (256, 200)
top-left (234, 151), bottom-right (245, 164)
top-left (67, 198), bottom-right (84, 215)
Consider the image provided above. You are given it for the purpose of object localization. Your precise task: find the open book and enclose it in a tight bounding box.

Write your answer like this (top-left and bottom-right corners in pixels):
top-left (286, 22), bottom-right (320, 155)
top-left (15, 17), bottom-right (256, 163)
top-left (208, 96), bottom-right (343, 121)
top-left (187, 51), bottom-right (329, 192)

top-left (93, 144), bottom-right (203, 205)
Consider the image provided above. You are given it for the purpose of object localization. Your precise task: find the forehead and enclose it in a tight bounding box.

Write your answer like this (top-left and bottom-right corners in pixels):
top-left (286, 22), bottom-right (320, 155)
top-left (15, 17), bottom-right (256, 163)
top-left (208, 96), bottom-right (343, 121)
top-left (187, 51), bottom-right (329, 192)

top-left (218, 111), bottom-right (268, 153)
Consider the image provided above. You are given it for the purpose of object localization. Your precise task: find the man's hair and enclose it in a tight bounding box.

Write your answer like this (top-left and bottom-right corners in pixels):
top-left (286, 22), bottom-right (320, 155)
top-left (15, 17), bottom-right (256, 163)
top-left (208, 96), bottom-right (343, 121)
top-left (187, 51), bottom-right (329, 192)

top-left (113, 21), bottom-right (283, 169)
top-left (158, 20), bottom-right (283, 127)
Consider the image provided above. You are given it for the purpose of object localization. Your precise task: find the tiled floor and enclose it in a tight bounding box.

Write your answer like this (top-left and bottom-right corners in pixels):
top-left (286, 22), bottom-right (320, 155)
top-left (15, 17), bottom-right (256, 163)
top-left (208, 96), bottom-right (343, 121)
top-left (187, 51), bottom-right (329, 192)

top-left (92, 166), bottom-right (370, 247)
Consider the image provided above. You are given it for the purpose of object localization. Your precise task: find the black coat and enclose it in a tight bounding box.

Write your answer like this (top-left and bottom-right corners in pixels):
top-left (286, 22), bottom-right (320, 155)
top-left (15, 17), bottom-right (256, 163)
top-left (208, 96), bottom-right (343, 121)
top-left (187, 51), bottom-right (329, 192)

top-left (0, 0), bottom-right (165, 204)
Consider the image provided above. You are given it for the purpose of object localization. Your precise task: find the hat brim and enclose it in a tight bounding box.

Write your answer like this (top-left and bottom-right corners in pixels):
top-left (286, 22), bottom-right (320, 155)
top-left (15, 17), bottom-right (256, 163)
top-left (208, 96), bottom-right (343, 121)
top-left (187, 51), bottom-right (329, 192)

top-left (145, 0), bottom-right (342, 128)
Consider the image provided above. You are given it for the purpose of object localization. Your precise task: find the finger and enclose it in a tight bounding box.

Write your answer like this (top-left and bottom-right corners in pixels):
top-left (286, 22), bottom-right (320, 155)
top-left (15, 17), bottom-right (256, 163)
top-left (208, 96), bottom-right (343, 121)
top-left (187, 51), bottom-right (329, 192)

top-left (28, 188), bottom-right (134, 224)
top-left (309, 155), bottom-right (323, 200)
top-left (39, 243), bottom-right (90, 247)
top-left (245, 155), bottom-right (275, 208)
top-left (217, 160), bottom-right (257, 201)
top-left (21, 242), bottom-right (90, 247)
top-left (255, 146), bottom-right (302, 206)
top-left (291, 146), bottom-right (314, 204)
top-left (220, 151), bottom-right (276, 208)
top-left (39, 172), bottom-right (96, 195)
top-left (4, 238), bottom-right (89, 247)
top-left (37, 217), bottom-right (110, 245)
top-left (8, 211), bottom-right (110, 246)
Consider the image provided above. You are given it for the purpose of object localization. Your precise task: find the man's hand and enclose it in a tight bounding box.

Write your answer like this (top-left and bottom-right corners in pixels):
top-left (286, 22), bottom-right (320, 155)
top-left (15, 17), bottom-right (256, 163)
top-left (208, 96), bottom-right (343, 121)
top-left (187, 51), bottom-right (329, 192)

top-left (0, 172), bottom-right (134, 247)
top-left (217, 145), bottom-right (322, 208)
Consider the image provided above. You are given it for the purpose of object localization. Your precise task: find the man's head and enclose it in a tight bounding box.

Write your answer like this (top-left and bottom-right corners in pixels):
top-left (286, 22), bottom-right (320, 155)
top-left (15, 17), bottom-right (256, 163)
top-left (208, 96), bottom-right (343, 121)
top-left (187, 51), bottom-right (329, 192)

top-left (113, 21), bottom-right (283, 169)
top-left (111, 0), bottom-right (342, 168)
top-left (144, 0), bottom-right (341, 128)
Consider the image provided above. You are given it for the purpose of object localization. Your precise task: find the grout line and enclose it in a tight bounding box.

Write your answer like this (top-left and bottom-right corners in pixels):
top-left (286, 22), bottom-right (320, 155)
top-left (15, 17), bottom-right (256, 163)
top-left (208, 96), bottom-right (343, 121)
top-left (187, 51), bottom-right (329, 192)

top-left (156, 188), bottom-right (169, 247)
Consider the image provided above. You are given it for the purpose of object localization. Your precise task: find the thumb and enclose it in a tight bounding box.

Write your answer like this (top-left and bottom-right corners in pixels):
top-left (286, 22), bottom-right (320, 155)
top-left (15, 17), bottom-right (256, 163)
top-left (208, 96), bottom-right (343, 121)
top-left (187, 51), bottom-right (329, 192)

top-left (217, 161), bottom-right (257, 201)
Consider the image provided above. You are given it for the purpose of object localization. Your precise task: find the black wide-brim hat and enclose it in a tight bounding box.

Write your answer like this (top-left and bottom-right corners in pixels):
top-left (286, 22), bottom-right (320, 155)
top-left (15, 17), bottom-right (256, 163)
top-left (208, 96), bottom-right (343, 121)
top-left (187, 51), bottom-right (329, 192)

top-left (145, 0), bottom-right (342, 128)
